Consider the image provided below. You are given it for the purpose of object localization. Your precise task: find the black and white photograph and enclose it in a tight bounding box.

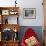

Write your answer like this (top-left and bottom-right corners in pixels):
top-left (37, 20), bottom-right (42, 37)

top-left (23, 8), bottom-right (36, 19)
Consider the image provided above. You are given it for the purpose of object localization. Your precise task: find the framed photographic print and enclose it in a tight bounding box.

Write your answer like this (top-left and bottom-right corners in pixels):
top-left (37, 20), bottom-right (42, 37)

top-left (23, 8), bottom-right (36, 19)
top-left (2, 10), bottom-right (9, 15)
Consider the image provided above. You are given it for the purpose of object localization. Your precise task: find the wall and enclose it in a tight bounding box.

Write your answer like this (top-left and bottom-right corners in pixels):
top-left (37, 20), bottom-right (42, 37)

top-left (0, 0), bottom-right (44, 26)
top-left (0, 0), bottom-right (15, 7)
top-left (18, 0), bottom-right (44, 26)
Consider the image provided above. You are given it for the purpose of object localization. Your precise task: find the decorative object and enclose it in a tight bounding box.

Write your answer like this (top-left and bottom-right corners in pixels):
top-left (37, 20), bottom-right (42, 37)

top-left (14, 28), bottom-right (17, 32)
top-left (2, 16), bottom-right (8, 24)
top-left (15, 0), bottom-right (17, 7)
top-left (2, 10), bottom-right (9, 15)
top-left (2, 28), bottom-right (13, 41)
top-left (9, 10), bottom-right (18, 15)
top-left (5, 18), bottom-right (8, 24)
top-left (23, 8), bottom-right (36, 19)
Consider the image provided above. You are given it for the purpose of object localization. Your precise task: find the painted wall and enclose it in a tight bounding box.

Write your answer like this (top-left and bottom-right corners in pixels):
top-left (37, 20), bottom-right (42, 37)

top-left (0, 0), bottom-right (44, 26)
top-left (18, 0), bottom-right (44, 26)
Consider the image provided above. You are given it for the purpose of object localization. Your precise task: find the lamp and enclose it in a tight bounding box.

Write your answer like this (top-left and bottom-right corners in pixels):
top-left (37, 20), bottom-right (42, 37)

top-left (13, 28), bottom-right (18, 41)
top-left (14, 28), bottom-right (17, 32)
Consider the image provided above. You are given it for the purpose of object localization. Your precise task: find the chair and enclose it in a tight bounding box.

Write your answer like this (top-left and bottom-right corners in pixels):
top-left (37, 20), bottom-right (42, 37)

top-left (21, 28), bottom-right (41, 46)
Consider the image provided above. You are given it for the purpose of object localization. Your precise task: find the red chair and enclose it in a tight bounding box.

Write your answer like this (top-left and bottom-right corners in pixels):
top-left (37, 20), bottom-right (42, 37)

top-left (21, 28), bottom-right (41, 46)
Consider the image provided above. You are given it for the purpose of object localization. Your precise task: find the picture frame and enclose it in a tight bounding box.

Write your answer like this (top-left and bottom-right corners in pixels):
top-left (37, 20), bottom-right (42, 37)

top-left (2, 10), bottom-right (9, 15)
top-left (23, 8), bottom-right (36, 19)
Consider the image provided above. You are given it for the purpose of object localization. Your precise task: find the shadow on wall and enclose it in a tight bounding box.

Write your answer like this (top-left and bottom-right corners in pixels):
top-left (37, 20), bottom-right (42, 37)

top-left (18, 26), bottom-right (44, 44)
